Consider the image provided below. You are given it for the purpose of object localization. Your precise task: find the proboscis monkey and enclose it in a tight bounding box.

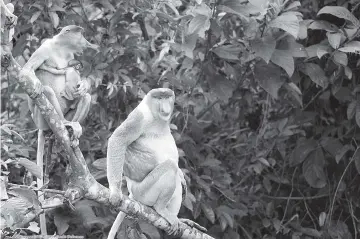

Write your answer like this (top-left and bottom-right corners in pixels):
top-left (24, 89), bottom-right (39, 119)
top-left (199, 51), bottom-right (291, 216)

top-left (19, 25), bottom-right (98, 235)
top-left (106, 88), bottom-right (205, 238)
top-left (22, 25), bottom-right (97, 131)
top-left (39, 59), bottom-right (91, 121)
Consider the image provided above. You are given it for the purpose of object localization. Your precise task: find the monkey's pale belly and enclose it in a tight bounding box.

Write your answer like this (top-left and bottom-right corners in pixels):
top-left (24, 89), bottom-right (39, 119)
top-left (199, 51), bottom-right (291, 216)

top-left (36, 70), bottom-right (66, 94)
top-left (124, 134), bottom-right (179, 182)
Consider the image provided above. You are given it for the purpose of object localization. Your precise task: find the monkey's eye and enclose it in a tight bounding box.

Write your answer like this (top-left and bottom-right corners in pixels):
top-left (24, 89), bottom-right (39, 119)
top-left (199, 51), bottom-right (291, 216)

top-left (65, 29), bottom-right (70, 32)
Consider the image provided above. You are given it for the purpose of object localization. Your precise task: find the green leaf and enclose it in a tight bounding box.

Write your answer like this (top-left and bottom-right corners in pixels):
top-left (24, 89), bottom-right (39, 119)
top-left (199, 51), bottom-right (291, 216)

top-left (95, 63), bottom-right (109, 70)
top-left (54, 213), bottom-right (70, 235)
top-left (303, 63), bottom-right (329, 88)
top-left (92, 157), bottom-right (106, 170)
top-left (0, 176), bottom-right (8, 200)
top-left (320, 137), bottom-right (343, 158)
top-left (222, 212), bottom-right (234, 228)
top-left (270, 49), bottom-right (294, 77)
top-left (50, 5), bottom-right (66, 12)
top-left (305, 44), bottom-right (331, 58)
top-left (251, 35), bottom-right (276, 63)
top-left (212, 45), bottom-right (241, 60)
top-left (268, 13), bottom-right (300, 38)
top-left (254, 61), bottom-right (285, 99)
top-left (27, 222), bottom-right (40, 233)
top-left (356, 99), bottom-right (360, 128)
top-left (288, 42), bottom-right (307, 57)
top-left (353, 148), bottom-right (360, 174)
top-left (344, 66), bottom-right (352, 79)
top-left (317, 47), bottom-right (331, 59)
top-left (187, 14), bottom-right (210, 38)
top-left (333, 51), bottom-right (348, 65)
top-left (308, 20), bottom-right (339, 32)
top-left (201, 203), bottom-right (216, 223)
top-left (338, 41), bottom-right (360, 54)
top-left (49, 11), bottom-right (59, 28)
top-left (217, 5), bottom-right (247, 18)
top-left (347, 101), bottom-right (356, 120)
top-left (206, 64), bottom-right (234, 103)
top-left (219, 0), bottom-right (263, 17)
top-left (319, 212), bottom-right (327, 227)
top-left (302, 149), bottom-right (327, 188)
top-left (17, 158), bottom-right (42, 179)
top-left (317, 6), bottom-right (360, 27)
top-left (30, 11), bottom-right (41, 23)
top-left (335, 145), bottom-right (355, 163)
top-left (284, 1), bottom-right (301, 11)
top-left (326, 32), bottom-right (342, 49)
top-left (289, 138), bottom-right (317, 167)
top-left (298, 20), bottom-right (313, 39)
top-left (284, 82), bottom-right (303, 107)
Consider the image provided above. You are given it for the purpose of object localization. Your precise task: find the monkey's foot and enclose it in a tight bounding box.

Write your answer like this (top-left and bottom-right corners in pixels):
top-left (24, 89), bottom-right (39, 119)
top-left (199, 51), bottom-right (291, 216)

top-left (63, 121), bottom-right (82, 147)
top-left (109, 192), bottom-right (123, 207)
top-left (157, 212), bottom-right (180, 235)
top-left (180, 218), bottom-right (207, 232)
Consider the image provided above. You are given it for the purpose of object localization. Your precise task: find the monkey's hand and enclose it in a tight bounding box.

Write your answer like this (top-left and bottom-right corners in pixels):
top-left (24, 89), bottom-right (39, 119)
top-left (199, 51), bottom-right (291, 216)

top-left (161, 214), bottom-right (181, 235)
top-left (73, 79), bottom-right (90, 98)
top-left (19, 69), bottom-right (43, 98)
top-left (61, 84), bottom-right (76, 100)
top-left (64, 121), bottom-right (82, 147)
top-left (39, 64), bottom-right (66, 75)
top-left (109, 191), bottom-right (123, 207)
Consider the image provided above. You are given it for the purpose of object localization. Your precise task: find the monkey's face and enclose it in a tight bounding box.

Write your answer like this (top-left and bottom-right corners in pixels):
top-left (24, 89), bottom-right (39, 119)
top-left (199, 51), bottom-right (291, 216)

top-left (58, 25), bottom-right (98, 55)
top-left (148, 88), bottom-right (175, 121)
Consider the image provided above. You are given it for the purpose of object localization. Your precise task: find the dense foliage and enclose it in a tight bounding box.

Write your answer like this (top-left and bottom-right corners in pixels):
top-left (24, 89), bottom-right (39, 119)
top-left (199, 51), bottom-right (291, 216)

top-left (1, 0), bottom-right (360, 238)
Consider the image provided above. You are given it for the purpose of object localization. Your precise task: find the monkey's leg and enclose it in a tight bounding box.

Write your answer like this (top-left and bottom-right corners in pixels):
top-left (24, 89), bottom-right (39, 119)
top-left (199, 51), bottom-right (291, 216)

top-left (43, 86), bottom-right (67, 122)
top-left (36, 130), bottom-right (48, 235)
top-left (71, 93), bottom-right (91, 123)
top-left (130, 160), bottom-right (180, 227)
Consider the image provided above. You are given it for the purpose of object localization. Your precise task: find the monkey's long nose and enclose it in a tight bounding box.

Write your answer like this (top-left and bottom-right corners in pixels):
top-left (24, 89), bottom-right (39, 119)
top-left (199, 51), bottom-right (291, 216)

top-left (161, 103), bottom-right (172, 116)
top-left (84, 39), bottom-right (100, 52)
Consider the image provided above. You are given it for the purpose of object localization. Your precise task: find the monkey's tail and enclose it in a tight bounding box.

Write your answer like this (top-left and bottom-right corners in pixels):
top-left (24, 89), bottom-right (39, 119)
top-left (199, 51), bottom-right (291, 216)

top-left (107, 211), bottom-right (126, 239)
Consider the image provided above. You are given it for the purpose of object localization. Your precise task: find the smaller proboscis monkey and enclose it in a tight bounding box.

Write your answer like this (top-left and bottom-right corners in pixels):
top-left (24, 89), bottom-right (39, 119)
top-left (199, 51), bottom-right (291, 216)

top-left (39, 59), bottom-right (91, 123)
top-left (106, 88), bottom-right (205, 238)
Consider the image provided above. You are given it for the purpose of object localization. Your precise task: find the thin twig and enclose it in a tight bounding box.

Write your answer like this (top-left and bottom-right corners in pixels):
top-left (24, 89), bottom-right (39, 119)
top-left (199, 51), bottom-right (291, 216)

top-left (280, 167), bottom-right (297, 224)
top-left (8, 183), bottom-right (65, 195)
top-left (328, 147), bottom-right (360, 226)
top-left (262, 194), bottom-right (329, 200)
top-left (346, 195), bottom-right (357, 239)
top-left (303, 87), bottom-right (327, 110)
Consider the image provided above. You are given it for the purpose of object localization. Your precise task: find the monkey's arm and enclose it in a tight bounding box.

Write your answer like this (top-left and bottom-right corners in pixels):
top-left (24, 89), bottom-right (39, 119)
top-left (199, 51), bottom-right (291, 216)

top-left (178, 169), bottom-right (187, 202)
top-left (107, 109), bottom-right (145, 204)
top-left (39, 63), bottom-right (66, 75)
top-left (19, 45), bottom-right (49, 96)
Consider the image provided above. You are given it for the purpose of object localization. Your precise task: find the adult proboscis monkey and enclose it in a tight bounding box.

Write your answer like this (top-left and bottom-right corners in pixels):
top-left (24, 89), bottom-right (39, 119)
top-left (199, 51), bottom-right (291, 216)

top-left (19, 25), bottom-right (98, 234)
top-left (106, 88), bottom-right (205, 238)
